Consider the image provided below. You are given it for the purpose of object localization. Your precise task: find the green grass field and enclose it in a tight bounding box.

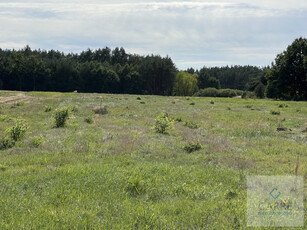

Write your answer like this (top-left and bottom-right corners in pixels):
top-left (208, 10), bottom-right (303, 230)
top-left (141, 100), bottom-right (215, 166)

top-left (0, 91), bottom-right (306, 229)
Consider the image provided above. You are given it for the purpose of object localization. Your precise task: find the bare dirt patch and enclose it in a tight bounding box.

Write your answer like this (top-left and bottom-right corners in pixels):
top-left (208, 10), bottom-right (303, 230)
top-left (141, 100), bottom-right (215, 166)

top-left (0, 93), bottom-right (37, 104)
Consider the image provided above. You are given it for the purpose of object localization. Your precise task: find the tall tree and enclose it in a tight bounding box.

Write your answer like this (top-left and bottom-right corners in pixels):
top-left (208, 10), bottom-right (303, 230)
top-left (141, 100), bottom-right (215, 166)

top-left (266, 37), bottom-right (307, 100)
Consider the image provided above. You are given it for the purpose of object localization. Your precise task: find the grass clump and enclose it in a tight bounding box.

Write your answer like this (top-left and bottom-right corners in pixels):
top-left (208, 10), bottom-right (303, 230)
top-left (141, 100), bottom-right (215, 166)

top-left (270, 110), bottom-right (281, 115)
top-left (183, 142), bottom-right (202, 153)
top-left (136, 96), bottom-right (142, 100)
top-left (152, 112), bottom-right (174, 134)
top-left (190, 102), bottom-right (195, 105)
top-left (0, 137), bottom-right (15, 150)
top-left (6, 119), bottom-right (28, 141)
top-left (125, 176), bottom-right (146, 196)
top-left (93, 106), bottom-right (108, 115)
top-left (278, 103), bottom-right (288, 108)
top-left (0, 164), bottom-right (7, 171)
top-left (84, 116), bottom-right (94, 124)
top-left (54, 107), bottom-right (70, 127)
top-left (184, 121), bottom-right (200, 129)
top-left (210, 100), bottom-right (214, 104)
top-left (44, 105), bottom-right (52, 112)
top-left (31, 135), bottom-right (44, 148)
top-left (140, 101), bottom-right (145, 104)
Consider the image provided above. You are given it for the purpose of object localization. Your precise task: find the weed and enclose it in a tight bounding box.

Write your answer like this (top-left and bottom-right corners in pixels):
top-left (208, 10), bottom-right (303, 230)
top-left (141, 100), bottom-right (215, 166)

top-left (175, 117), bottom-right (182, 122)
top-left (44, 105), bottom-right (52, 112)
top-left (136, 96), bottom-right (142, 100)
top-left (16, 102), bottom-right (25, 106)
top-left (278, 103), bottom-right (288, 108)
top-left (183, 141), bottom-right (202, 153)
top-left (126, 176), bottom-right (146, 196)
top-left (152, 113), bottom-right (174, 134)
top-left (210, 100), bottom-right (214, 104)
top-left (190, 102), bottom-right (195, 105)
top-left (184, 121), bottom-right (200, 129)
top-left (245, 105), bottom-right (252, 108)
top-left (270, 110), bottom-right (280, 115)
top-left (0, 137), bottom-right (15, 150)
top-left (54, 107), bottom-right (70, 127)
top-left (31, 135), bottom-right (44, 148)
top-left (0, 115), bottom-right (11, 122)
top-left (140, 101), bottom-right (145, 104)
top-left (84, 116), bottom-right (94, 124)
top-left (6, 119), bottom-right (28, 141)
top-left (0, 164), bottom-right (7, 171)
top-left (227, 107), bottom-right (231, 110)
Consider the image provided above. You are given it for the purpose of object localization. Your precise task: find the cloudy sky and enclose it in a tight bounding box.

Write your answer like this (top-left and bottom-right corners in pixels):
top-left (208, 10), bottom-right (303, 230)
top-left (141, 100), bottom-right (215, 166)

top-left (0, 0), bottom-right (306, 69)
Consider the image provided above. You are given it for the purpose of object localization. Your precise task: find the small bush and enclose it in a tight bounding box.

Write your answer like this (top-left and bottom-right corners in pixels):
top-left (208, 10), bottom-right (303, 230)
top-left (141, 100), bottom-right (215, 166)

top-left (136, 96), bottom-right (142, 100)
top-left (0, 137), bottom-right (15, 150)
top-left (270, 110), bottom-right (280, 115)
top-left (84, 116), bottom-right (93, 124)
top-left (93, 106), bottom-right (108, 115)
top-left (0, 115), bottom-right (11, 122)
top-left (227, 107), bottom-right (231, 110)
top-left (184, 121), bottom-right (200, 129)
top-left (16, 102), bottom-right (25, 106)
top-left (54, 107), bottom-right (70, 127)
top-left (210, 100), bottom-right (214, 104)
top-left (6, 119), bottom-right (28, 141)
top-left (278, 104), bottom-right (288, 108)
top-left (183, 142), bottom-right (202, 153)
top-left (152, 112), bottom-right (174, 134)
top-left (0, 164), bottom-right (7, 171)
top-left (31, 135), bottom-right (44, 148)
top-left (245, 105), bottom-right (252, 109)
top-left (175, 117), bottom-right (182, 122)
top-left (190, 102), bottom-right (195, 105)
top-left (140, 101), bottom-right (145, 104)
top-left (44, 105), bottom-right (52, 112)
top-left (70, 105), bottom-right (79, 113)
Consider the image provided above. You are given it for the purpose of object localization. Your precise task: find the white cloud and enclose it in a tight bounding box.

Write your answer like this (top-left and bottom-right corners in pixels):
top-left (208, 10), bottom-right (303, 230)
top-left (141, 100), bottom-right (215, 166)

top-left (0, 1), bottom-right (306, 69)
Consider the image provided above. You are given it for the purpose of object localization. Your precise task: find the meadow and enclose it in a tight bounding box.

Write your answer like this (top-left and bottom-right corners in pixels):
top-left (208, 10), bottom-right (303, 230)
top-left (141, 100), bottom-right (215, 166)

top-left (0, 91), bottom-right (306, 229)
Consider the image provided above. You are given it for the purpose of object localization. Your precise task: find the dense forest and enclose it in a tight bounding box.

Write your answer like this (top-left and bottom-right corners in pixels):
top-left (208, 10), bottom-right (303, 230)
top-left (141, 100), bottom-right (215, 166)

top-left (0, 37), bottom-right (306, 100)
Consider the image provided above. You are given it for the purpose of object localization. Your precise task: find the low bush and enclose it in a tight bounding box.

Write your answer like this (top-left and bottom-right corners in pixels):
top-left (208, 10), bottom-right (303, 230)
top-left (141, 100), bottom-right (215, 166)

top-left (183, 142), bottom-right (202, 153)
top-left (194, 88), bottom-right (244, 98)
top-left (0, 137), bottom-right (15, 150)
top-left (6, 119), bottom-right (28, 141)
top-left (31, 135), bottom-right (44, 148)
top-left (54, 107), bottom-right (70, 127)
top-left (84, 116), bottom-right (94, 124)
top-left (184, 121), bottom-right (200, 129)
top-left (152, 113), bottom-right (174, 134)
top-left (270, 110), bottom-right (280, 115)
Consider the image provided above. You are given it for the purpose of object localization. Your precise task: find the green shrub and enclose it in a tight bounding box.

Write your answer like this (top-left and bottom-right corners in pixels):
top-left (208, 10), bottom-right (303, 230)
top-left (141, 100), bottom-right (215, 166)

top-left (152, 113), bottom-right (174, 134)
top-left (0, 115), bottom-right (11, 122)
top-left (278, 104), bottom-right (288, 108)
top-left (175, 117), bottom-right (182, 122)
top-left (183, 142), bottom-right (202, 153)
top-left (84, 116), bottom-right (94, 124)
top-left (44, 105), bottom-right (52, 112)
top-left (184, 121), bottom-right (200, 129)
top-left (6, 119), bottom-right (28, 141)
top-left (0, 137), bottom-right (15, 150)
top-left (136, 96), bottom-right (142, 100)
top-left (31, 135), bottom-right (44, 148)
top-left (54, 107), bottom-right (70, 127)
top-left (190, 102), bottom-right (195, 105)
top-left (210, 100), bottom-right (214, 104)
top-left (93, 106), bottom-right (108, 115)
top-left (0, 164), bottom-right (7, 171)
top-left (194, 88), bottom-right (243, 98)
top-left (16, 102), bottom-right (25, 106)
top-left (70, 105), bottom-right (79, 113)
top-left (140, 101), bottom-right (145, 104)
top-left (270, 110), bottom-right (280, 115)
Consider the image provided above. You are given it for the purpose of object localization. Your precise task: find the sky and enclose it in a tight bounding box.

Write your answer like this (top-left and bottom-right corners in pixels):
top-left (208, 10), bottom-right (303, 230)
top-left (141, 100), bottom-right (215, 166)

top-left (0, 0), bottom-right (306, 70)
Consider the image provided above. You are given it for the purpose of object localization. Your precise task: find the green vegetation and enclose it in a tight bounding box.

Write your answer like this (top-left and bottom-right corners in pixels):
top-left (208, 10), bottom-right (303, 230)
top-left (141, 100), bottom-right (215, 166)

top-left (54, 107), bottom-right (70, 127)
top-left (0, 91), bottom-right (306, 229)
top-left (152, 112), bottom-right (174, 134)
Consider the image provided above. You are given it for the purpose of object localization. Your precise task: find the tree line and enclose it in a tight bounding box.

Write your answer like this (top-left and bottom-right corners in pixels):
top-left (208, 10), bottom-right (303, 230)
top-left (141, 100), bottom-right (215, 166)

top-left (0, 37), bottom-right (306, 100)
